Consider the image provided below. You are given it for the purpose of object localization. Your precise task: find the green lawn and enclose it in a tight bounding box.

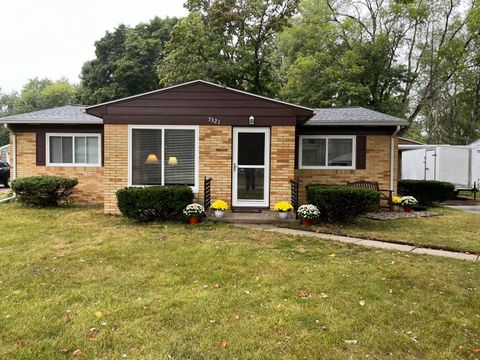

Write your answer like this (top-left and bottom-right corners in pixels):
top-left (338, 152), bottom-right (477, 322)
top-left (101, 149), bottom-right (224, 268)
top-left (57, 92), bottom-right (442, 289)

top-left (0, 204), bottom-right (479, 359)
top-left (280, 208), bottom-right (480, 254)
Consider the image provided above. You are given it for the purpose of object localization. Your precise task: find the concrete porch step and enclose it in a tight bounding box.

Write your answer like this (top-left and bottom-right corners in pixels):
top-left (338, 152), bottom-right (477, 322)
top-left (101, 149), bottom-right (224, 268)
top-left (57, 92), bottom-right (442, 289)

top-left (207, 210), bottom-right (297, 224)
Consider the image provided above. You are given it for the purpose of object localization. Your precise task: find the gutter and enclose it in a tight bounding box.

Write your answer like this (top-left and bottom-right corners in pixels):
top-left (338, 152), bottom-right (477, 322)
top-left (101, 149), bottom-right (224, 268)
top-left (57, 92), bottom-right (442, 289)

top-left (390, 126), bottom-right (401, 192)
top-left (4, 124), bottom-right (16, 180)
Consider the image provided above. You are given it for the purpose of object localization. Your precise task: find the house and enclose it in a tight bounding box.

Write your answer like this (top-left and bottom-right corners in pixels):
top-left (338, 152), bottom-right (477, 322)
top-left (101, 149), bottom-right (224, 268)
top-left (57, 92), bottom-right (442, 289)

top-left (0, 80), bottom-right (407, 214)
top-left (0, 144), bottom-right (9, 163)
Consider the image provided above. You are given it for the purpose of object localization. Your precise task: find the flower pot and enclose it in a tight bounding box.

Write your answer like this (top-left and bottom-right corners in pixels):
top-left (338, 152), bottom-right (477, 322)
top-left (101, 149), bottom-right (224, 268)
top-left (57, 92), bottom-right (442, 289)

top-left (278, 211), bottom-right (289, 219)
top-left (404, 207), bottom-right (412, 213)
top-left (188, 216), bottom-right (200, 224)
top-left (214, 210), bottom-right (225, 218)
top-left (393, 204), bottom-right (401, 212)
top-left (301, 219), bottom-right (312, 226)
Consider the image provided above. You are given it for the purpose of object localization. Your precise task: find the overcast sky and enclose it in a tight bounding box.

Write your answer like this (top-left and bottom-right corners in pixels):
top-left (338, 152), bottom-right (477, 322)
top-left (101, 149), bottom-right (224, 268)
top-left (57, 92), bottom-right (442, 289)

top-left (0, 0), bottom-right (187, 93)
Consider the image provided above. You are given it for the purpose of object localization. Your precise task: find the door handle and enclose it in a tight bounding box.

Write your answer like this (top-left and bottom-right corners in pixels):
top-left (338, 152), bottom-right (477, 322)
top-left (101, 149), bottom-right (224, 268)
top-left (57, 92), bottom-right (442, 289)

top-left (233, 163), bottom-right (237, 172)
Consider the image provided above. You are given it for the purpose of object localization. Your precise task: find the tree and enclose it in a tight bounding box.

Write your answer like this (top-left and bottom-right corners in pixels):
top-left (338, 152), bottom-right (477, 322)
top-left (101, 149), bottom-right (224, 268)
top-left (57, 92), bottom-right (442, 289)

top-left (0, 78), bottom-right (78, 146)
top-left (278, 0), bottom-right (477, 141)
top-left (159, 0), bottom-right (300, 96)
top-left (79, 17), bottom-right (178, 105)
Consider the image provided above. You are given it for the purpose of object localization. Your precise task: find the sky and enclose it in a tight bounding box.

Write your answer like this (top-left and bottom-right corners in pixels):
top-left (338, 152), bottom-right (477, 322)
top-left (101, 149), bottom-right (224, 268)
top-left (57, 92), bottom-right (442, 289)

top-left (0, 0), bottom-right (187, 93)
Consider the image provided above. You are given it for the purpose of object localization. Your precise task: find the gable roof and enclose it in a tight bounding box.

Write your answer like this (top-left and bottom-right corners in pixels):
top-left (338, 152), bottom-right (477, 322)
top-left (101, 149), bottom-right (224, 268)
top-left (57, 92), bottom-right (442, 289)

top-left (0, 105), bottom-right (102, 124)
top-left (399, 137), bottom-right (423, 145)
top-left (304, 107), bottom-right (408, 126)
top-left (86, 79), bottom-right (313, 115)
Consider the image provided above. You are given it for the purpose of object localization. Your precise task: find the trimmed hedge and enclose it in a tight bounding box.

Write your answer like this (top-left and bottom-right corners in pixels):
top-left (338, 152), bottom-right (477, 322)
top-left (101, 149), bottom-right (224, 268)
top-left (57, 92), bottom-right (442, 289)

top-left (116, 185), bottom-right (194, 221)
top-left (398, 180), bottom-right (455, 206)
top-left (306, 184), bottom-right (380, 222)
top-left (12, 176), bottom-right (78, 207)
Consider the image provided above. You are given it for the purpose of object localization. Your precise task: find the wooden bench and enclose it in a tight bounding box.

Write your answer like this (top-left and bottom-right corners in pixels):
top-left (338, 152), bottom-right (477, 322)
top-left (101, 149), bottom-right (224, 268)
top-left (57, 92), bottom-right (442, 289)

top-left (346, 181), bottom-right (393, 211)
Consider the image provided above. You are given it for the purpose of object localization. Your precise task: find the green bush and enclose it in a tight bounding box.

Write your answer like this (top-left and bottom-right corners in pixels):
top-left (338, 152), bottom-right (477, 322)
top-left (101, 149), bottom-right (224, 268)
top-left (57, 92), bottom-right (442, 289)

top-left (398, 180), bottom-right (455, 206)
top-left (306, 185), bottom-right (380, 222)
top-left (12, 176), bottom-right (78, 207)
top-left (116, 185), bottom-right (194, 221)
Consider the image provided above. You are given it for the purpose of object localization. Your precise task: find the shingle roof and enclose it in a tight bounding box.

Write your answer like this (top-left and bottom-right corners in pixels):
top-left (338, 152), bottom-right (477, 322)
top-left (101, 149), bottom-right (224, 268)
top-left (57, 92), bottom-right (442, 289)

top-left (304, 106), bottom-right (408, 126)
top-left (0, 105), bottom-right (102, 124)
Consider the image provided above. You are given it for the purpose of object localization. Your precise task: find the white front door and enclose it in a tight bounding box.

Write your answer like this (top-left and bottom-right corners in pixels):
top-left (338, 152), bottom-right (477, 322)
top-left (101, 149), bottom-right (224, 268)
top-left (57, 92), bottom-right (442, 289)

top-left (232, 127), bottom-right (270, 207)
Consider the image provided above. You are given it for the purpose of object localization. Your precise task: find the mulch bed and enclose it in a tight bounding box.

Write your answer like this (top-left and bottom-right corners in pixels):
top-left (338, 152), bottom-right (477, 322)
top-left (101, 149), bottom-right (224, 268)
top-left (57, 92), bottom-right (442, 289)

top-left (363, 210), bottom-right (441, 220)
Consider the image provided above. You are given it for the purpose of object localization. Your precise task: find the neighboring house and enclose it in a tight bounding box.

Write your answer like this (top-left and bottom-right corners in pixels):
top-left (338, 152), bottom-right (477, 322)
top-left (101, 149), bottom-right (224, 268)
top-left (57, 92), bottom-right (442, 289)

top-left (0, 144), bottom-right (9, 163)
top-left (0, 80), bottom-right (407, 214)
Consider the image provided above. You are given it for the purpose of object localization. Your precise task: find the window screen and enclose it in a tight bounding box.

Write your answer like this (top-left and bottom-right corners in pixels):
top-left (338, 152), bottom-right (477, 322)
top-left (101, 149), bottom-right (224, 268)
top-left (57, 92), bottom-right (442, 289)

top-left (301, 137), bottom-right (354, 168)
top-left (132, 129), bottom-right (162, 185)
top-left (49, 135), bottom-right (99, 165)
top-left (164, 129), bottom-right (195, 186)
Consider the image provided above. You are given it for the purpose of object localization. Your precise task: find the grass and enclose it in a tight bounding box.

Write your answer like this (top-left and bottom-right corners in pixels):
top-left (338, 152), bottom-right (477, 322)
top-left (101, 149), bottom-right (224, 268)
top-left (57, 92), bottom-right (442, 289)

top-left (0, 204), bottom-right (479, 359)
top-left (279, 207), bottom-right (480, 254)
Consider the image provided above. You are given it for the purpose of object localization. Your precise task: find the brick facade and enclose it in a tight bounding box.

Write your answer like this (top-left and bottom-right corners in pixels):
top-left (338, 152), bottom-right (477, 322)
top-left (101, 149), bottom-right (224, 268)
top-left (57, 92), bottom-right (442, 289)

top-left (270, 126), bottom-right (296, 208)
top-left (295, 135), bottom-right (398, 204)
top-left (198, 126), bottom-right (232, 207)
top-left (12, 128), bottom-right (398, 215)
top-left (103, 125), bottom-right (129, 214)
top-left (12, 132), bottom-right (104, 205)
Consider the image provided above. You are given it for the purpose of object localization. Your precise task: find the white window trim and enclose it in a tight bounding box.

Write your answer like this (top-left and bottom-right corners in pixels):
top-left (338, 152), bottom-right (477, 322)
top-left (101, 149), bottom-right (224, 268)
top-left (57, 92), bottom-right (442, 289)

top-left (46, 133), bottom-right (102, 167)
top-left (299, 135), bottom-right (356, 170)
top-left (128, 125), bottom-right (200, 193)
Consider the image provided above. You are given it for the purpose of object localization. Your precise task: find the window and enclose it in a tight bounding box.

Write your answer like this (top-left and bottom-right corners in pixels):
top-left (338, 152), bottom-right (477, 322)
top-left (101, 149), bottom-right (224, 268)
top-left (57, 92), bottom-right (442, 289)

top-left (130, 126), bottom-right (198, 191)
top-left (299, 136), bottom-right (355, 169)
top-left (47, 134), bottom-right (101, 166)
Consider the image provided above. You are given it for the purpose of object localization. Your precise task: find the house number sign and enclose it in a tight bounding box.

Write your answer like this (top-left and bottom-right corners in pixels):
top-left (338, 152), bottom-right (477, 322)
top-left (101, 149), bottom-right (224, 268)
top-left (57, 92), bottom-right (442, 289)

top-left (208, 116), bottom-right (221, 125)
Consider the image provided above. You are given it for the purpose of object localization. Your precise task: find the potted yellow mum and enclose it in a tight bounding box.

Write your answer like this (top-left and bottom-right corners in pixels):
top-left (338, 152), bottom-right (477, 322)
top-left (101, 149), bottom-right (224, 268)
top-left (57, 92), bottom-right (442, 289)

top-left (211, 200), bottom-right (228, 218)
top-left (274, 201), bottom-right (293, 219)
top-left (392, 196), bottom-right (402, 212)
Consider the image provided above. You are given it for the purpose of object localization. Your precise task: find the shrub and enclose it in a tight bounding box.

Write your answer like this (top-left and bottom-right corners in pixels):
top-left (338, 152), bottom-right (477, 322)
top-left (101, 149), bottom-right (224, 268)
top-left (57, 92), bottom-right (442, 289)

top-left (306, 185), bottom-right (380, 222)
top-left (397, 180), bottom-right (455, 206)
top-left (116, 185), bottom-right (194, 221)
top-left (11, 176), bottom-right (78, 207)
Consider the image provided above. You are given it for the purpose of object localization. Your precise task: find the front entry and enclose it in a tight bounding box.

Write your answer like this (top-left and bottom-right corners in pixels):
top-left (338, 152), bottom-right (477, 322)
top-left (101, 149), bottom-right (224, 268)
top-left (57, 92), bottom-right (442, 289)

top-left (232, 127), bottom-right (270, 207)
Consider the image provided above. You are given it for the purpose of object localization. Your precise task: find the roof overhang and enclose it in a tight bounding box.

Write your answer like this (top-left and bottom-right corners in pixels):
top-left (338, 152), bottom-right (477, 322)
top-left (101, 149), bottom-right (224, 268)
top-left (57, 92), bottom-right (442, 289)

top-left (303, 121), bottom-right (408, 126)
top-left (0, 119), bottom-right (103, 125)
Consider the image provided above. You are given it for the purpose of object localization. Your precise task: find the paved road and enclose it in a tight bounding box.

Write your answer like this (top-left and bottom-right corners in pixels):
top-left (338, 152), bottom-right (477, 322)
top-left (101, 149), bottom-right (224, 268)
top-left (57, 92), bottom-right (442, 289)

top-left (447, 205), bottom-right (480, 215)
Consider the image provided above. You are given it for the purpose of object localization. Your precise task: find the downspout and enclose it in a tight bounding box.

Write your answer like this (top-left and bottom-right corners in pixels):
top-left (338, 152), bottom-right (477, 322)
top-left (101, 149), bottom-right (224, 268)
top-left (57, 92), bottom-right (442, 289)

top-left (4, 124), bottom-right (16, 180)
top-left (390, 126), bottom-right (401, 193)
top-left (0, 124), bottom-right (16, 204)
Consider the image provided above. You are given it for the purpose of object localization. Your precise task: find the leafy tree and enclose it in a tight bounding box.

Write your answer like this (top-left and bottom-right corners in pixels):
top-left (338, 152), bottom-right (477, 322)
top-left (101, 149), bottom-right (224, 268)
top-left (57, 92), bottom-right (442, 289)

top-left (278, 0), bottom-right (476, 142)
top-left (159, 0), bottom-right (300, 96)
top-left (0, 78), bottom-right (78, 146)
top-left (278, 0), bottom-right (428, 115)
top-left (79, 17), bottom-right (178, 105)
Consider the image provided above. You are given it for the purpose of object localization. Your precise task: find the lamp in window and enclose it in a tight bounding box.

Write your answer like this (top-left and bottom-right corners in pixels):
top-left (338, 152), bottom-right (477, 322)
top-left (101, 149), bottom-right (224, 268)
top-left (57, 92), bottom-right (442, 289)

top-left (168, 156), bottom-right (178, 166)
top-left (145, 153), bottom-right (160, 165)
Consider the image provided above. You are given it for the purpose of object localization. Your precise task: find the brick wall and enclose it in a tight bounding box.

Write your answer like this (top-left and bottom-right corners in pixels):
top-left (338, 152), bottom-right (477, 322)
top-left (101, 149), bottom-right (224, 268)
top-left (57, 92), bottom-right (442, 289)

top-left (270, 126), bottom-right (296, 209)
top-left (13, 127), bottom-right (396, 214)
top-left (295, 135), bottom-right (398, 204)
top-left (198, 126), bottom-right (232, 206)
top-left (13, 132), bottom-right (104, 205)
top-left (103, 124), bottom-right (129, 214)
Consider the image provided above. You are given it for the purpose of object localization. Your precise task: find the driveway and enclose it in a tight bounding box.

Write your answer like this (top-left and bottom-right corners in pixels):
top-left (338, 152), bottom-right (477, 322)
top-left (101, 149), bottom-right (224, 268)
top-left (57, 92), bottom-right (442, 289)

top-left (447, 205), bottom-right (480, 215)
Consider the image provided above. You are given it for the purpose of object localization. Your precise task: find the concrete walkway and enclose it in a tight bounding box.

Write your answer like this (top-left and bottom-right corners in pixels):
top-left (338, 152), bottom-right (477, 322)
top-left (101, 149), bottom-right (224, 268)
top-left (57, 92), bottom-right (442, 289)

top-left (446, 205), bottom-right (480, 215)
top-left (234, 224), bottom-right (479, 262)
